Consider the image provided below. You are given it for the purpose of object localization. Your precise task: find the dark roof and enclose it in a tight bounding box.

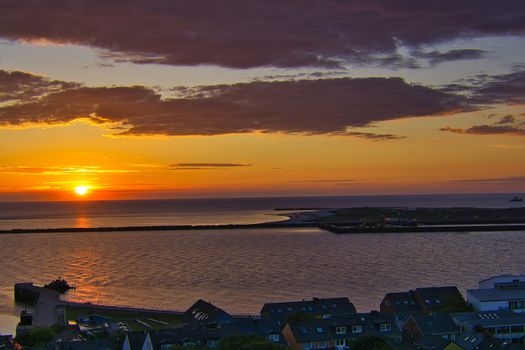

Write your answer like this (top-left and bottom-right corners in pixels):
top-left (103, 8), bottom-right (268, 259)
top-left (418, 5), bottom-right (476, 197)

top-left (452, 310), bottom-right (525, 328)
top-left (152, 318), bottom-right (286, 347)
top-left (76, 315), bottom-right (113, 327)
top-left (286, 312), bottom-right (400, 343)
top-left (261, 297), bottom-right (356, 321)
top-left (408, 313), bottom-right (459, 335)
top-left (124, 332), bottom-right (149, 350)
top-left (413, 334), bottom-right (451, 350)
top-left (183, 299), bottom-right (233, 325)
top-left (467, 288), bottom-right (525, 302)
top-left (47, 329), bottom-right (83, 347)
top-left (414, 287), bottom-right (466, 311)
top-left (382, 292), bottom-right (421, 313)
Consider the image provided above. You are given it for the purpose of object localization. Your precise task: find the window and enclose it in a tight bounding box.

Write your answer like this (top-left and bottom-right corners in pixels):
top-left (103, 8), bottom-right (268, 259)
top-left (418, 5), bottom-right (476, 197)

top-left (318, 341), bottom-right (329, 349)
top-left (335, 339), bottom-right (346, 346)
top-left (299, 327), bottom-right (308, 335)
top-left (380, 323), bottom-right (391, 332)
top-left (206, 340), bottom-right (218, 348)
top-left (316, 327), bottom-right (325, 334)
top-left (352, 325), bottom-right (363, 333)
top-left (510, 325), bottom-right (524, 334)
top-left (335, 326), bottom-right (347, 335)
top-left (303, 342), bottom-right (313, 350)
top-left (267, 334), bottom-right (280, 342)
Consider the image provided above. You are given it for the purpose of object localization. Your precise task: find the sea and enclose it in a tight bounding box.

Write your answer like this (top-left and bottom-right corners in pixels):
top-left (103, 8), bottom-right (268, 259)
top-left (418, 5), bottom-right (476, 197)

top-left (0, 193), bottom-right (524, 335)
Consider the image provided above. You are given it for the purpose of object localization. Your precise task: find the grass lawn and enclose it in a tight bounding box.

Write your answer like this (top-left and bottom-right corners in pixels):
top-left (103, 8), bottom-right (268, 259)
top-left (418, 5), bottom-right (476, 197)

top-left (64, 305), bottom-right (183, 331)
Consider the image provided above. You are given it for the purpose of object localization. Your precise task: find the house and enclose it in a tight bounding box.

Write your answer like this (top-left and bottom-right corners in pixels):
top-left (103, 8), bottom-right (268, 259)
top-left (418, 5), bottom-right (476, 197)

top-left (444, 332), bottom-right (508, 350)
top-left (468, 275), bottom-right (525, 313)
top-left (282, 312), bottom-right (400, 350)
top-left (452, 310), bottom-right (525, 344)
top-left (380, 291), bottom-right (420, 314)
top-left (47, 329), bottom-right (85, 350)
top-left (402, 313), bottom-right (460, 343)
top-left (183, 299), bottom-right (234, 327)
top-left (467, 289), bottom-right (525, 313)
top-left (123, 332), bottom-right (157, 350)
top-left (381, 287), bottom-right (469, 315)
top-left (124, 318), bottom-right (286, 350)
top-left (414, 287), bottom-right (468, 313)
top-left (261, 297), bottom-right (357, 325)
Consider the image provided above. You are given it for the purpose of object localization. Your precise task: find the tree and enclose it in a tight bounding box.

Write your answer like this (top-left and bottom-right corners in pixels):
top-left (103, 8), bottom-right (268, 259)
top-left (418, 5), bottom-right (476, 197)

top-left (16, 326), bottom-right (56, 347)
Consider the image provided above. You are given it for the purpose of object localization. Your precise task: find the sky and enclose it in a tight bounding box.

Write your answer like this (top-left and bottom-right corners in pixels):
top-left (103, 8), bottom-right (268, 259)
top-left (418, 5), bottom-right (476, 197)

top-left (0, 1), bottom-right (524, 201)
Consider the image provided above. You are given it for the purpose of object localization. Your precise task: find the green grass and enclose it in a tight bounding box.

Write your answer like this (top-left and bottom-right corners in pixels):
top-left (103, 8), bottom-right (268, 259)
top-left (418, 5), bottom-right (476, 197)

top-left (64, 305), bottom-right (183, 330)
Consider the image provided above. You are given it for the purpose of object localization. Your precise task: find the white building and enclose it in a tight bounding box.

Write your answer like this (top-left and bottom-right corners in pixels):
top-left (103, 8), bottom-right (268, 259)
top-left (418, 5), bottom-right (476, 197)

top-left (468, 275), bottom-right (525, 313)
top-left (478, 275), bottom-right (525, 289)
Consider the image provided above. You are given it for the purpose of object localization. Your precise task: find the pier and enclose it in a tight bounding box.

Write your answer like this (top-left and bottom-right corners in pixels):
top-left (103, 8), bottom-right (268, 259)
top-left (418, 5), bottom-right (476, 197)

top-left (14, 283), bottom-right (61, 327)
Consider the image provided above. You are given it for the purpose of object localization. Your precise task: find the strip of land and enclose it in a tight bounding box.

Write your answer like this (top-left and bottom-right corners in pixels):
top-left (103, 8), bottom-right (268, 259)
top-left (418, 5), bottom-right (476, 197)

top-left (1, 207), bottom-right (524, 234)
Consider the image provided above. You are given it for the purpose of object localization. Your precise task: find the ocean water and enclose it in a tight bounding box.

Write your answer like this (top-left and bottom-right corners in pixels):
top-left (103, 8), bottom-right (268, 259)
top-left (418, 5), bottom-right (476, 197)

top-left (1, 228), bottom-right (525, 334)
top-left (0, 193), bottom-right (523, 230)
top-left (0, 193), bottom-right (524, 335)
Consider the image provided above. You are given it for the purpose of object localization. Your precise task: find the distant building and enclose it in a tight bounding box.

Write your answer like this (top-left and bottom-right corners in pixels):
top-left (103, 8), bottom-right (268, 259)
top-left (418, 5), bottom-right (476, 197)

top-left (381, 286), bottom-right (468, 314)
top-left (446, 331), bottom-right (508, 350)
top-left (261, 297), bottom-right (357, 325)
top-left (468, 275), bottom-right (525, 313)
top-left (402, 313), bottom-right (460, 343)
top-left (183, 299), bottom-right (234, 327)
top-left (123, 318), bottom-right (286, 350)
top-left (452, 310), bottom-right (525, 344)
top-left (282, 312), bottom-right (400, 350)
top-left (415, 287), bottom-right (467, 314)
top-left (380, 291), bottom-right (420, 314)
top-left (123, 332), bottom-right (156, 350)
top-left (478, 275), bottom-right (525, 290)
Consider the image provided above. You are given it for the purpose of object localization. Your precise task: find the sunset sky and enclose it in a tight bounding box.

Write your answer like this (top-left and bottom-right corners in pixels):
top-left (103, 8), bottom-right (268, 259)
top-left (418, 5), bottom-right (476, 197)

top-left (0, 1), bottom-right (524, 201)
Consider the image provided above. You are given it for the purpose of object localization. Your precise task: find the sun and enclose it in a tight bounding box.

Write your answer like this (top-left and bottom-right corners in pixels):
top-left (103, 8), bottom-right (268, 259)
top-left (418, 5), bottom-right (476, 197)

top-left (74, 185), bottom-right (91, 196)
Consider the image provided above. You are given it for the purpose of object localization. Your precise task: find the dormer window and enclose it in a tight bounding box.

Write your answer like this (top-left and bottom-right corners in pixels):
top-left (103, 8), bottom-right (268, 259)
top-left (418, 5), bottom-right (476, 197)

top-left (335, 326), bottom-right (346, 334)
top-left (380, 323), bottom-right (391, 332)
top-left (267, 334), bottom-right (280, 342)
top-left (299, 327), bottom-right (308, 335)
top-left (315, 327), bottom-right (325, 334)
top-left (352, 325), bottom-right (363, 333)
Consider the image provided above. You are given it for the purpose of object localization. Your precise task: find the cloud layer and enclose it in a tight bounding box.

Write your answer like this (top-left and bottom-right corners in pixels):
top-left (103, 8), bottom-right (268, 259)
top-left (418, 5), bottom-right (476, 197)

top-left (0, 1), bottom-right (524, 68)
top-left (0, 70), bottom-right (470, 137)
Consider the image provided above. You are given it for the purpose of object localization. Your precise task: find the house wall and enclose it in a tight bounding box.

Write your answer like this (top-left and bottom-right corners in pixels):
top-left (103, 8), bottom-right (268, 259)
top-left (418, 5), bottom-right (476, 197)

top-left (467, 293), bottom-right (509, 312)
top-left (282, 324), bottom-right (301, 350)
top-left (402, 318), bottom-right (422, 342)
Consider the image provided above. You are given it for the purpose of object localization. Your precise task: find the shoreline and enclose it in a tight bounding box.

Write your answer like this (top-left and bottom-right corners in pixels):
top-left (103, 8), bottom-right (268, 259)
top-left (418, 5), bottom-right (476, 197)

top-left (1, 222), bottom-right (525, 235)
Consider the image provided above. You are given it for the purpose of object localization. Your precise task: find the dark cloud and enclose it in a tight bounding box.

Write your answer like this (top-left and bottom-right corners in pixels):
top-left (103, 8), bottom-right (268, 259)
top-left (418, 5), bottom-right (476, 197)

top-left (413, 49), bottom-right (487, 65)
top-left (0, 70), bottom-right (77, 103)
top-left (344, 131), bottom-right (405, 141)
top-left (447, 176), bottom-right (525, 184)
top-left (440, 125), bottom-right (525, 136)
top-left (495, 115), bottom-right (516, 125)
top-left (172, 163), bottom-right (251, 168)
top-left (288, 179), bottom-right (356, 183)
top-left (0, 1), bottom-right (523, 68)
top-left (0, 70), bottom-right (470, 137)
top-left (472, 70), bottom-right (525, 105)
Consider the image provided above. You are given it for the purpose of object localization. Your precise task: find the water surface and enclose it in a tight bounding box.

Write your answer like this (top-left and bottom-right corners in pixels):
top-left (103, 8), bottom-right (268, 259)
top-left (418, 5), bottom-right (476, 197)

top-left (1, 227), bottom-right (524, 335)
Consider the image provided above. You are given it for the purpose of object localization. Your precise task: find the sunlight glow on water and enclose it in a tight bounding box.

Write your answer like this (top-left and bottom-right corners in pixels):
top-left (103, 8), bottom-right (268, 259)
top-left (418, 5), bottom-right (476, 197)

top-left (1, 228), bottom-right (524, 323)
